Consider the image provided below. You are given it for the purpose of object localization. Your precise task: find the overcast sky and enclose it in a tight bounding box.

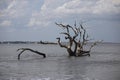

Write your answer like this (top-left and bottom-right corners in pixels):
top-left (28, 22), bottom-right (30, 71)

top-left (0, 0), bottom-right (120, 43)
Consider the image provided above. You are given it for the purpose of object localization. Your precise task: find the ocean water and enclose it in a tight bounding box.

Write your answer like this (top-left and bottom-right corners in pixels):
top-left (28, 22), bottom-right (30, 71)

top-left (0, 43), bottom-right (120, 80)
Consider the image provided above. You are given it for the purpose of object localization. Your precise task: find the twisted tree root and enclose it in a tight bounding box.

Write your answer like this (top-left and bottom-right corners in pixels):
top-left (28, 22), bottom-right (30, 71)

top-left (17, 48), bottom-right (46, 60)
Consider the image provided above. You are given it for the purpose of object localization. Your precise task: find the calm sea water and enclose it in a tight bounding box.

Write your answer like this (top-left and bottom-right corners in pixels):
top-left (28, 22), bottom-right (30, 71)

top-left (0, 43), bottom-right (120, 80)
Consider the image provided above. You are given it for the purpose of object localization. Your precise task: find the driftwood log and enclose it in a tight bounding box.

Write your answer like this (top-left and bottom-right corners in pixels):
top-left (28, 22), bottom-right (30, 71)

top-left (17, 48), bottom-right (46, 60)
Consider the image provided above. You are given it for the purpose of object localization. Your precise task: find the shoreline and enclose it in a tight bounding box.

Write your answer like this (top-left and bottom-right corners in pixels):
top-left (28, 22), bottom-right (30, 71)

top-left (0, 41), bottom-right (57, 45)
top-left (0, 41), bottom-right (120, 45)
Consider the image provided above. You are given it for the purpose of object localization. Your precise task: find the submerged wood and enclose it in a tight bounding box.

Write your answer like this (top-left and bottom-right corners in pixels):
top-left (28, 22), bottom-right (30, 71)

top-left (77, 50), bottom-right (90, 57)
top-left (56, 22), bottom-right (101, 57)
top-left (17, 48), bottom-right (46, 60)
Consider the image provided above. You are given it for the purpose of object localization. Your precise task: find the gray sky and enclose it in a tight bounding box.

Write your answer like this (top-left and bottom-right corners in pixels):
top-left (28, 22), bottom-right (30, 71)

top-left (0, 0), bottom-right (120, 43)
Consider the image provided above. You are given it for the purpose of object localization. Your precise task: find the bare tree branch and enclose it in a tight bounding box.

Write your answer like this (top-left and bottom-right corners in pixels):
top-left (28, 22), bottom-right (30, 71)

top-left (89, 40), bottom-right (103, 52)
top-left (56, 22), bottom-right (101, 57)
top-left (56, 37), bottom-right (68, 48)
top-left (17, 48), bottom-right (46, 60)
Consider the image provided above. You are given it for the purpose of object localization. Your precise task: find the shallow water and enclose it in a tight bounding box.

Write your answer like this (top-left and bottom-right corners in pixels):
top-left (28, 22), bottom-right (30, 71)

top-left (0, 43), bottom-right (120, 80)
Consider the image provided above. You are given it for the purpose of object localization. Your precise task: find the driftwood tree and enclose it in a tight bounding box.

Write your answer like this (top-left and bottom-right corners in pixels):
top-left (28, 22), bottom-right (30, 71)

top-left (17, 48), bottom-right (46, 60)
top-left (17, 21), bottom-right (101, 60)
top-left (56, 22), bottom-right (101, 57)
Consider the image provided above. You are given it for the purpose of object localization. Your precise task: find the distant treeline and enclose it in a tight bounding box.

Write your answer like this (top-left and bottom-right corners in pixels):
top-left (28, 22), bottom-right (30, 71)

top-left (0, 41), bottom-right (37, 44)
top-left (0, 41), bottom-right (57, 45)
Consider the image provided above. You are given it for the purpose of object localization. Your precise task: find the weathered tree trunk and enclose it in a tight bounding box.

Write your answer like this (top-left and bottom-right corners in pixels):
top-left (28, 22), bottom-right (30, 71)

top-left (56, 37), bottom-right (75, 56)
top-left (56, 22), bottom-right (101, 57)
top-left (17, 48), bottom-right (46, 60)
top-left (67, 48), bottom-right (76, 56)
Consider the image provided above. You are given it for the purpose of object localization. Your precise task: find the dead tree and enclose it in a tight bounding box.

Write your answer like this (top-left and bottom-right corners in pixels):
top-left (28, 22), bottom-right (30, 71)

top-left (55, 22), bottom-right (102, 57)
top-left (17, 48), bottom-right (46, 60)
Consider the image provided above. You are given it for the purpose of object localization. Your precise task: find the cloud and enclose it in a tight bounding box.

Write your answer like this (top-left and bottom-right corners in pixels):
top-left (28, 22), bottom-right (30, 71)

top-left (0, 0), bottom-right (120, 28)
top-left (0, 20), bottom-right (11, 26)
top-left (93, 0), bottom-right (120, 14)
top-left (55, 0), bottom-right (92, 14)
top-left (1, 0), bottom-right (119, 27)
top-left (0, 0), bottom-right (29, 18)
top-left (27, 0), bottom-right (120, 27)
top-left (55, 0), bottom-right (120, 15)
top-left (27, 0), bottom-right (70, 27)
top-left (27, 17), bottom-right (51, 27)
top-left (0, 0), bottom-right (12, 10)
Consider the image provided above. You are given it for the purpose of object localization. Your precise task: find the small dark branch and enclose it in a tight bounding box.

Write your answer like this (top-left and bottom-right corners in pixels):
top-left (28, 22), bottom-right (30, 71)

top-left (60, 32), bottom-right (73, 47)
top-left (17, 49), bottom-right (26, 60)
top-left (60, 32), bottom-right (71, 38)
top-left (67, 25), bottom-right (77, 34)
top-left (72, 27), bottom-right (79, 40)
top-left (74, 20), bottom-right (76, 27)
top-left (73, 39), bottom-right (77, 55)
top-left (56, 37), bottom-right (67, 48)
top-left (79, 31), bottom-right (82, 40)
top-left (83, 29), bottom-right (86, 41)
top-left (80, 50), bottom-right (90, 57)
top-left (73, 33), bottom-right (78, 40)
top-left (80, 24), bottom-right (84, 30)
top-left (55, 22), bottom-right (67, 29)
top-left (76, 50), bottom-right (90, 57)
top-left (55, 22), bottom-right (70, 34)
top-left (81, 28), bottom-right (87, 48)
top-left (66, 25), bottom-right (70, 34)
top-left (89, 40), bottom-right (103, 52)
top-left (81, 50), bottom-right (90, 54)
top-left (17, 48), bottom-right (46, 60)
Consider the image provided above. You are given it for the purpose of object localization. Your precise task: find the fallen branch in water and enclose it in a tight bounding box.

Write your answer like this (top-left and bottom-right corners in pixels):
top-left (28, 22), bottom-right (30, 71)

top-left (17, 48), bottom-right (46, 60)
